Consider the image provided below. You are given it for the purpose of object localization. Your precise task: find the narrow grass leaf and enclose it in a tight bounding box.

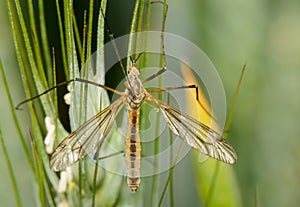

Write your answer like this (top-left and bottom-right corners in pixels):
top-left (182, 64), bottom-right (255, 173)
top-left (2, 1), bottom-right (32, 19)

top-left (181, 64), bottom-right (242, 207)
top-left (28, 131), bottom-right (46, 207)
top-left (55, 0), bottom-right (69, 78)
top-left (5, 0), bottom-right (34, 172)
top-left (0, 128), bottom-right (23, 207)
top-left (224, 63), bottom-right (246, 136)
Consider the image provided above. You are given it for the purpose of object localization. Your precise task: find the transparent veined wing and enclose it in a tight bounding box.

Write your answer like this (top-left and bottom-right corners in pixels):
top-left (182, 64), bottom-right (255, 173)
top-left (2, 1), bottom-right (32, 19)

top-left (147, 95), bottom-right (237, 164)
top-left (50, 97), bottom-right (125, 171)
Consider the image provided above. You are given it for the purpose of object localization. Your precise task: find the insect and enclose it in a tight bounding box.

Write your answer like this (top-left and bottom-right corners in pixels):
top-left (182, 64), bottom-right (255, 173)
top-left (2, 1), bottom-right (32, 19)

top-left (16, 6), bottom-right (237, 192)
top-left (47, 57), bottom-right (237, 192)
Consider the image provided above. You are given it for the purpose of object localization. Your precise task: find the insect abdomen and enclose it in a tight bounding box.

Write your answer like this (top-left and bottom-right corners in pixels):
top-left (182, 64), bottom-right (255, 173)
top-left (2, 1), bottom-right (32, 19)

top-left (125, 108), bottom-right (141, 192)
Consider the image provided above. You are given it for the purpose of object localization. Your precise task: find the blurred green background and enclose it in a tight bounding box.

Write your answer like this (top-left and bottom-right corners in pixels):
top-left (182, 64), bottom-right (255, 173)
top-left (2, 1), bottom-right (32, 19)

top-left (1, 0), bottom-right (300, 206)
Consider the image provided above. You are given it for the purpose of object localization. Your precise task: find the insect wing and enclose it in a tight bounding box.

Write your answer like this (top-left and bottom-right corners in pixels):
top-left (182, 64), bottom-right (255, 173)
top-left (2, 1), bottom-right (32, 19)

top-left (50, 97), bottom-right (125, 171)
top-left (148, 95), bottom-right (237, 164)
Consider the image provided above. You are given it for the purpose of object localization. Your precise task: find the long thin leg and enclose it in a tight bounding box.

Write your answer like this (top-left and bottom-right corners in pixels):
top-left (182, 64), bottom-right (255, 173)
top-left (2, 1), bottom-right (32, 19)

top-left (94, 150), bottom-right (124, 161)
top-left (152, 0), bottom-right (168, 71)
top-left (15, 78), bottom-right (123, 110)
top-left (142, 67), bottom-right (167, 83)
top-left (148, 85), bottom-right (217, 122)
top-left (150, 0), bottom-right (168, 67)
top-left (142, 1), bottom-right (168, 84)
top-left (148, 84), bottom-right (199, 100)
top-left (143, 2), bottom-right (216, 121)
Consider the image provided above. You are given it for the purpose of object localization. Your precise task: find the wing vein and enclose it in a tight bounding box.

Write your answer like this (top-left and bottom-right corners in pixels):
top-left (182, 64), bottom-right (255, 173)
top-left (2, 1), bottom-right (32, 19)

top-left (147, 94), bottom-right (237, 164)
top-left (50, 97), bottom-right (125, 171)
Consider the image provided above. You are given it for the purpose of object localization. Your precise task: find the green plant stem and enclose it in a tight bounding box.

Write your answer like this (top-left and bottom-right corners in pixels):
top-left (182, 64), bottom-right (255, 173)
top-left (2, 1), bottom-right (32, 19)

top-left (151, 0), bottom-right (168, 204)
top-left (79, 10), bottom-right (87, 125)
top-left (78, 162), bottom-right (83, 207)
top-left (197, 64), bottom-right (246, 206)
top-left (56, 0), bottom-right (69, 79)
top-left (38, 0), bottom-right (53, 85)
top-left (29, 103), bottom-right (57, 206)
top-left (158, 140), bottom-right (184, 207)
top-left (167, 95), bottom-right (174, 207)
top-left (29, 131), bottom-right (46, 207)
top-left (72, 10), bottom-right (83, 63)
top-left (151, 68), bottom-right (162, 205)
top-left (92, 97), bottom-right (102, 207)
top-left (0, 129), bottom-right (23, 207)
top-left (203, 163), bottom-right (220, 207)
top-left (0, 57), bottom-right (33, 171)
top-left (87, 0), bottom-right (94, 59)
top-left (92, 164), bottom-right (99, 207)
top-left (224, 63), bottom-right (246, 136)
top-left (15, 0), bottom-right (51, 105)
top-left (27, 0), bottom-right (50, 85)
top-left (127, 0), bottom-right (141, 70)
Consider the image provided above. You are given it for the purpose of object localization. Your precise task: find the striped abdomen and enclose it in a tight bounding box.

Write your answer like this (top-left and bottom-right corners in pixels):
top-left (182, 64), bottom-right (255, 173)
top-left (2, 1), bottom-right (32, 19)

top-left (125, 108), bottom-right (141, 191)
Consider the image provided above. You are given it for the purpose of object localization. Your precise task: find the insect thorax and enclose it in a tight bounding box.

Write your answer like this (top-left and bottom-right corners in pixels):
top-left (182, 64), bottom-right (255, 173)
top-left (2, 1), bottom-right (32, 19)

top-left (125, 66), bottom-right (146, 109)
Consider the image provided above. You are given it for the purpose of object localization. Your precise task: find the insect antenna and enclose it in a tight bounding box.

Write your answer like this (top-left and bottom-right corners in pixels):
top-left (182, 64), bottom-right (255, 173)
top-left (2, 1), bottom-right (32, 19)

top-left (99, 9), bottom-right (134, 90)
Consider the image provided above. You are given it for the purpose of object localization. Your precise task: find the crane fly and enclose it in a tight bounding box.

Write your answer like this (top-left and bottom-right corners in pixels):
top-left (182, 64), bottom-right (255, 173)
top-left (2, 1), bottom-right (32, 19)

top-left (15, 4), bottom-right (237, 192)
top-left (48, 60), bottom-right (237, 192)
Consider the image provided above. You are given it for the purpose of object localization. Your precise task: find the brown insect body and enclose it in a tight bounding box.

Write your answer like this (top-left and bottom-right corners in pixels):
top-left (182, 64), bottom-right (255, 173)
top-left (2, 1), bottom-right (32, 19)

top-left (123, 64), bottom-right (145, 191)
top-left (125, 108), bottom-right (141, 191)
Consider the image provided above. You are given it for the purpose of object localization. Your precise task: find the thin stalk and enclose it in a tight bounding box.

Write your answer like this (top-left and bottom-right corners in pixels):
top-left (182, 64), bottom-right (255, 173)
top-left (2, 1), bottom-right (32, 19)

top-left (151, 64), bottom-right (162, 205)
top-left (255, 185), bottom-right (260, 207)
top-left (158, 140), bottom-right (185, 207)
top-left (52, 47), bottom-right (59, 158)
top-left (0, 54), bottom-right (33, 171)
top-left (78, 10), bottom-right (89, 204)
top-left (15, 0), bottom-right (53, 114)
top-left (64, 0), bottom-right (77, 80)
top-left (72, 10), bottom-right (83, 62)
top-left (65, 0), bottom-right (80, 132)
top-left (29, 100), bottom-right (58, 205)
top-left (78, 162), bottom-right (83, 207)
top-left (92, 96), bottom-right (102, 207)
top-left (203, 163), bottom-right (220, 207)
top-left (145, 0), bottom-right (151, 30)
top-left (29, 131), bottom-right (46, 207)
top-left (138, 2), bottom-right (151, 163)
top-left (167, 95), bottom-right (174, 207)
top-left (0, 129), bottom-right (23, 207)
top-left (42, 170), bottom-right (56, 207)
top-left (79, 11), bottom-right (87, 69)
top-left (6, 1), bottom-right (61, 193)
top-left (55, 0), bottom-right (69, 79)
top-left (86, 0), bottom-right (94, 59)
top-left (141, 0), bottom-right (151, 70)
top-left (79, 10), bottom-right (88, 124)
top-left (127, 0), bottom-right (141, 70)
top-left (137, 0), bottom-right (145, 33)
top-left (224, 63), bottom-right (246, 136)
top-left (92, 164), bottom-right (99, 207)
top-left (38, 0), bottom-right (53, 85)
top-left (96, 0), bottom-right (107, 74)
top-left (27, 0), bottom-right (49, 84)
top-left (203, 64), bottom-right (246, 206)
top-left (151, 0), bottom-right (167, 204)
top-left (158, 0), bottom-right (167, 69)
top-left (135, 0), bottom-right (145, 62)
